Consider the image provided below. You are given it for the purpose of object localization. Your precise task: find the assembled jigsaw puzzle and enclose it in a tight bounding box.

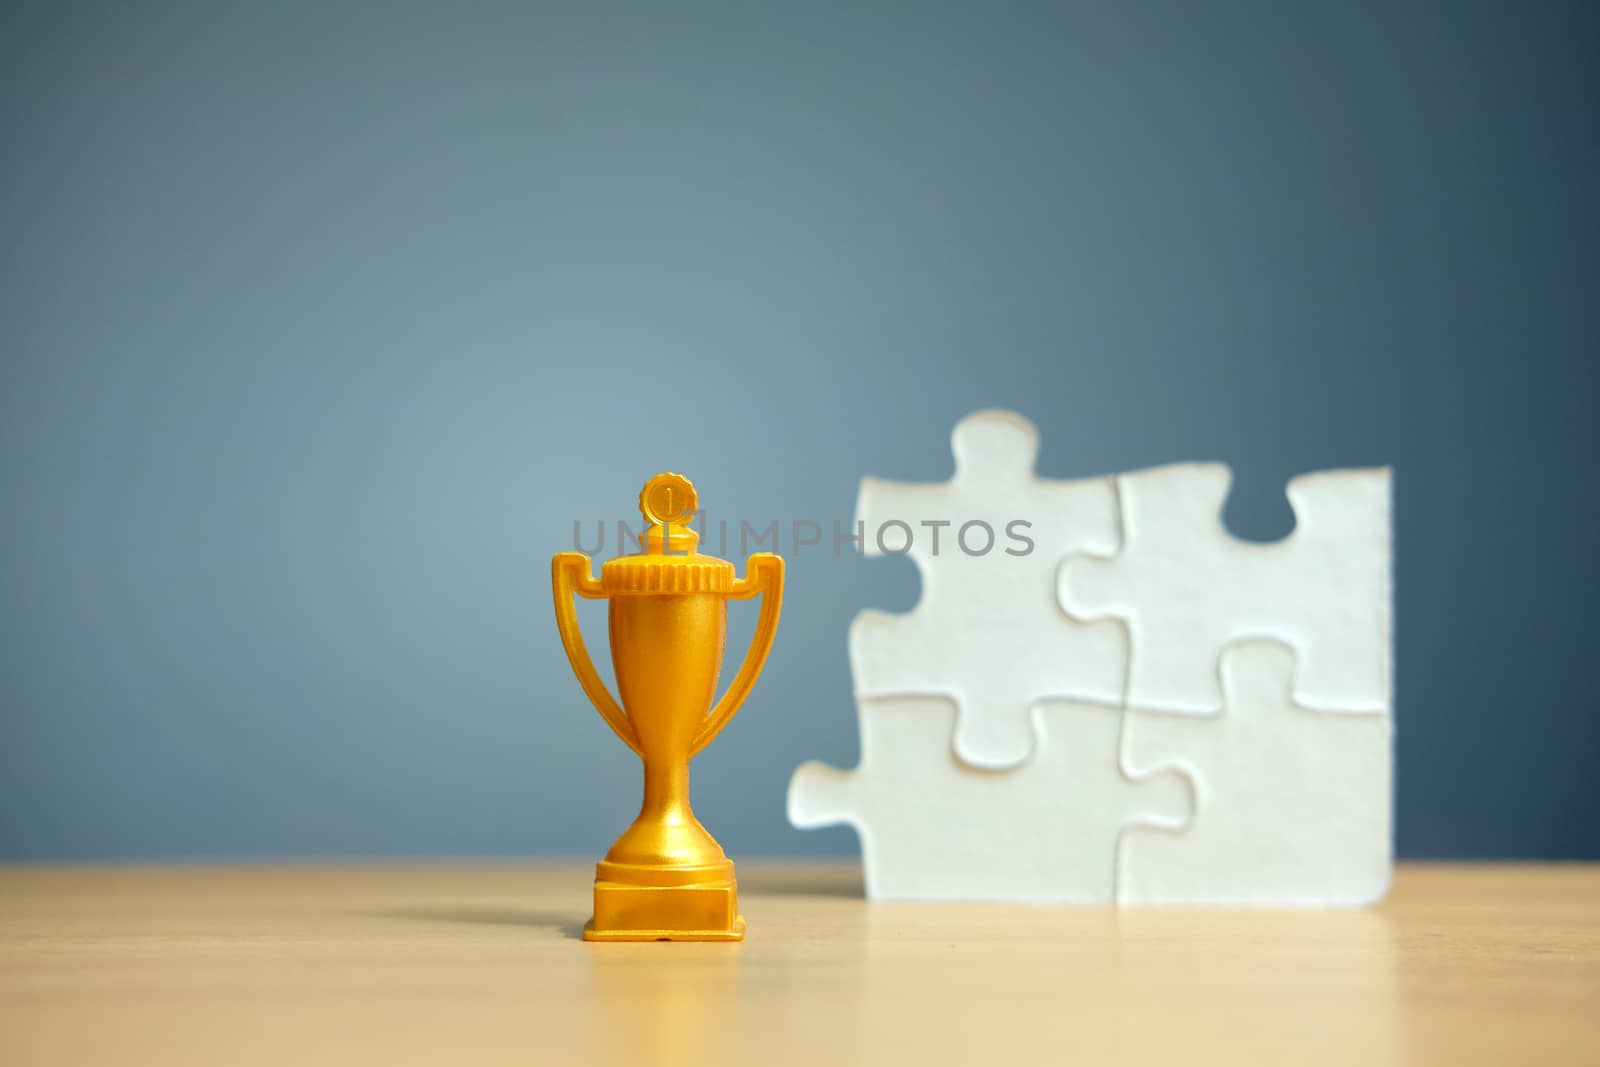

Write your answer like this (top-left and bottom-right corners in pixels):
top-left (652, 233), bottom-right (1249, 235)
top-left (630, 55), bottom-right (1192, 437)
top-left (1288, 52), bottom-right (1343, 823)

top-left (788, 409), bottom-right (1393, 906)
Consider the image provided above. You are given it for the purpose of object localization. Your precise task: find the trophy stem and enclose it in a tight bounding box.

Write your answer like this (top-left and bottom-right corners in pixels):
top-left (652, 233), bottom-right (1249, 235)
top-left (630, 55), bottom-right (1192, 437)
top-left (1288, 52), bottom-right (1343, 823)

top-left (621, 752), bottom-right (728, 870)
top-left (641, 757), bottom-right (692, 825)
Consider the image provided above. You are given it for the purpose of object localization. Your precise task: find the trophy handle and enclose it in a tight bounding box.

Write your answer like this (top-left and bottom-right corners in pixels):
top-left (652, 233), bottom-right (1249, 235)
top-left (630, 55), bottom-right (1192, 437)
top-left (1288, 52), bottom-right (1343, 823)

top-left (691, 553), bottom-right (785, 756)
top-left (551, 552), bottom-right (643, 757)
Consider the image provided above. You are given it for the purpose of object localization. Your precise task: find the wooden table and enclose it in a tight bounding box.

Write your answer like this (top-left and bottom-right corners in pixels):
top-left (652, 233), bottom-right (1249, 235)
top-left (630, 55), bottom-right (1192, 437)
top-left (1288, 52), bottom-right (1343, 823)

top-left (1, 863), bottom-right (1595, 1065)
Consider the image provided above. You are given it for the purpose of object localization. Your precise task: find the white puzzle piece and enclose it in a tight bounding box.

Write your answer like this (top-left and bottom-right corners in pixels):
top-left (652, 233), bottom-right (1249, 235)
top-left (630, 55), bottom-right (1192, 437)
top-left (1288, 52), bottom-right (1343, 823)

top-left (851, 410), bottom-right (1125, 769)
top-left (1118, 641), bottom-right (1391, 906)
top-left (1059, 462), bottom-right (1391, 713)
top-left (788, 696), bottom-right (1192, 902)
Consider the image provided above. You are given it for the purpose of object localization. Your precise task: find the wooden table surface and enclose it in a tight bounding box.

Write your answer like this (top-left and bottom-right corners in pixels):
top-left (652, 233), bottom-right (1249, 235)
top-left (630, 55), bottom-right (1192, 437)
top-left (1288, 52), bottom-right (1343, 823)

top-left (1, 862), bottom-right (1596, 1066)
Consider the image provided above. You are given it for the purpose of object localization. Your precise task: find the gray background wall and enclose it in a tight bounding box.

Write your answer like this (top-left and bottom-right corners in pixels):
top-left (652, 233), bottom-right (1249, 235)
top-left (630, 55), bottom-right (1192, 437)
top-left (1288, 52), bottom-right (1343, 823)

top-left (3, 1), bottom-right (1595, 862)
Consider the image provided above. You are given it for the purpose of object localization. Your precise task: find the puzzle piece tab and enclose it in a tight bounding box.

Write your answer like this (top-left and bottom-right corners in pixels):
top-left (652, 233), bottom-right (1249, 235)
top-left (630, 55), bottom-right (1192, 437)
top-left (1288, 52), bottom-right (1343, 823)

top-left (1118, 640), bottom-right (1391, 905)
top-left (1060, 463), bottom-right (1390, 713)
top-left (788, 696), bottom-right (1192, 902)
top-left (852, 410), bottom-right (1124, 769)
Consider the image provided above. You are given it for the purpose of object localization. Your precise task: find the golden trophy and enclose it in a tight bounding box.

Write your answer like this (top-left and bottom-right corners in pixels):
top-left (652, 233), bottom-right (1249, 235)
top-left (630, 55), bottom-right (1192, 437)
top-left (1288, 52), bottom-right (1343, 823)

top-left (552, 473), bottom-right (784, 941)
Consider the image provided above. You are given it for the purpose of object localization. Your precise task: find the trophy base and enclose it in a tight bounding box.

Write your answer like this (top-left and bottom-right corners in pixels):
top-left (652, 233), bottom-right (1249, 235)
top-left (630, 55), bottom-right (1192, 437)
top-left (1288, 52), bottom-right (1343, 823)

top-left (584, 870), bottom-right (745, 942)
top-left (582, 914), bottom-right (746, 943)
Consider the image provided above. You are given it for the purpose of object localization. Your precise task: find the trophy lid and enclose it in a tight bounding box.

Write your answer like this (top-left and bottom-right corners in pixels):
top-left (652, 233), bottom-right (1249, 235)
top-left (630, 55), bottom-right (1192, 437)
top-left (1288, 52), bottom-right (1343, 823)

top-left (599, 473), bottom-right (735, 595)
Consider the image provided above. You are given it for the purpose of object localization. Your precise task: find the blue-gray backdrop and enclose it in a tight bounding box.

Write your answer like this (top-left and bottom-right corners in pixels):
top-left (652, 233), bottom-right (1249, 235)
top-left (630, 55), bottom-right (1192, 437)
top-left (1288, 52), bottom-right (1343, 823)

top-left (3, 1), bottom-right (1595, 861)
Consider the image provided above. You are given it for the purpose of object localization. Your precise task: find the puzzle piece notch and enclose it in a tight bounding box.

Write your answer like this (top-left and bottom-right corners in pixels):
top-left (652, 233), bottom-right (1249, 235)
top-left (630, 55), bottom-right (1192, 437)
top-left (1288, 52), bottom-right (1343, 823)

top-left (1060, 462), bottom-right (1391, 714)
top-left (788, 696), bottom-right (1193, 902)
top-left (851, 410), bottom-right (1125, 769)
top-left (1117, 639), bottom-right (1392, 906)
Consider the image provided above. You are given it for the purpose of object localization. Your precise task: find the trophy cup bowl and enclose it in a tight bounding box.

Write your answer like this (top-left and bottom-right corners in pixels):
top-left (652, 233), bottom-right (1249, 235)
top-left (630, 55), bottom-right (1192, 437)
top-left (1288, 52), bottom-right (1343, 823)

top-left (552, 473), bottom-right (784, 941)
